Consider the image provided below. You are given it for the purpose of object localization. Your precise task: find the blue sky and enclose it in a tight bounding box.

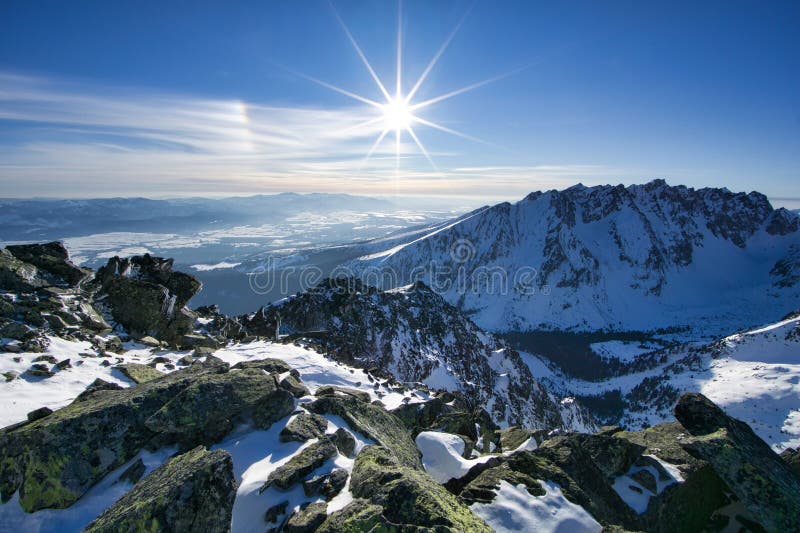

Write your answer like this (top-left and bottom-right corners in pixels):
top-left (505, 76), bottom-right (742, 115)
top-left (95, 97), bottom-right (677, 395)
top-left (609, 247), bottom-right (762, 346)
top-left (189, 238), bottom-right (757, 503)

top-left (0, 0), bottom-right (798, 204)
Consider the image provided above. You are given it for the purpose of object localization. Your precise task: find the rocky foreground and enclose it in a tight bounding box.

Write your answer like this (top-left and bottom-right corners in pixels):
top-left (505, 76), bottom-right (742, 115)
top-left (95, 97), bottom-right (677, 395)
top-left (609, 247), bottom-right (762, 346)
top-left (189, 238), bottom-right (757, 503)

top-left (1, 242), bottom-right (799, 532)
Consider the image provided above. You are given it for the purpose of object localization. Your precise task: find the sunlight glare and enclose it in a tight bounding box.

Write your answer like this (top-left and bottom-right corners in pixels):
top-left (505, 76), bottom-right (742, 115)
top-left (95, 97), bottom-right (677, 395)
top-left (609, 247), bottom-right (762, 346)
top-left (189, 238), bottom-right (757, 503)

top-left (382, 98), bottom-right (413, 133)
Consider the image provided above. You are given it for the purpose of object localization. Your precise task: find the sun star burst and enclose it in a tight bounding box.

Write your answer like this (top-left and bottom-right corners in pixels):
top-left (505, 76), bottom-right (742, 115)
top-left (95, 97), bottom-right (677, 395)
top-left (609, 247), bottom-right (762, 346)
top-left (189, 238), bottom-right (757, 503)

top-left (298, 0), bottom-right (513, 175)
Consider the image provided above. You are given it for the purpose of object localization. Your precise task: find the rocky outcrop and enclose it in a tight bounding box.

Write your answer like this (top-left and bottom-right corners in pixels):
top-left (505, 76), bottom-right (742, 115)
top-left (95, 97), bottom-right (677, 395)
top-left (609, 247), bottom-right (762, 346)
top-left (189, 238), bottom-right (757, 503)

top-left (84, 446), bottom-right (236, 533)
top-left (674, 392), bottom-right (800, 532)
top-left (92, 254), bottom-right (202, 343)
top-left (259, 278), bottom-right (588, 431)
top-left (0, 357), bottom-right (294, 512)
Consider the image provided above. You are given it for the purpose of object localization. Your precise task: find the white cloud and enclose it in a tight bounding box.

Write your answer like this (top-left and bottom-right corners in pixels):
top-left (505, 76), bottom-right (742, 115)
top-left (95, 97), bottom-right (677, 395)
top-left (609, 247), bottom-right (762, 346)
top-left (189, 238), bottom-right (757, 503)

top-left (0, 72), bottom-right (618, 198)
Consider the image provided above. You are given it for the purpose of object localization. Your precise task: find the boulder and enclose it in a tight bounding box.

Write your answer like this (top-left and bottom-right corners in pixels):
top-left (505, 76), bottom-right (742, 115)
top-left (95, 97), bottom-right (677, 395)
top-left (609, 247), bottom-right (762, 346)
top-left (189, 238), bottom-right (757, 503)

top-left (331, 427), bottom-right (356, 458)
top-left (279, 412), bottom-right (328, 443)
top-left (348, 445), bottom-right (491, 531)
top-left (303, 468), bottom-right (348, 500)
top-left (5, 242), bottom-right (87, 288)
top-left (279, 374), bottom-right (310, 398)
top-left (315, 385), bottom-right (370, 403)
top-left (674, 392), bottom-right (800, 532)
top-left (307, 395), bottom-right (421, 470)
top-left (0, 357), bottom-right (229, 511)
top-left (284, 501), bottom-right (328, 533)
top-left (117, 363), bottom-right (163, 384)
top-left (84, 447), bottom-right (235, 533)
top-left (261, 437), bottom-right (338, 491)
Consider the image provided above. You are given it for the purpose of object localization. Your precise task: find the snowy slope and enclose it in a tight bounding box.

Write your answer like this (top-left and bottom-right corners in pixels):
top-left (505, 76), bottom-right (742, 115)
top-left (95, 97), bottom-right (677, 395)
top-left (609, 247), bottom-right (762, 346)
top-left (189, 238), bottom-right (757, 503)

top-left (347, 180), bottom-right (800, 334)
top-left (524, 311), bottom-right (800, 452)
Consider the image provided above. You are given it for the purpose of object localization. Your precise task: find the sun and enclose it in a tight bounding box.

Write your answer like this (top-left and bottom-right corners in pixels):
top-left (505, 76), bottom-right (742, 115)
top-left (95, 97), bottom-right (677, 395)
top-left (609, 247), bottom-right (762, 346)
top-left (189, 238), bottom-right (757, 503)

top-left (381, 98), bottom-right (413, 133)
top-left (294, 1), bottom-right (516, 173)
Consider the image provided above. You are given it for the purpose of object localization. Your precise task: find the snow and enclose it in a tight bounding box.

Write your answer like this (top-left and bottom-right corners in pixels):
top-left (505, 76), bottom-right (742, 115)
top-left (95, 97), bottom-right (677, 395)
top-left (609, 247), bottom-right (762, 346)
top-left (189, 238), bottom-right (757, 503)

top-left (470, 480), bottom-right (601, 533)
top-left (612, 454), bottom-right (682, 514)
top-left (191, 261), bottom-right (242, 271)
top-left (415, 431), bottom-right (494, 483)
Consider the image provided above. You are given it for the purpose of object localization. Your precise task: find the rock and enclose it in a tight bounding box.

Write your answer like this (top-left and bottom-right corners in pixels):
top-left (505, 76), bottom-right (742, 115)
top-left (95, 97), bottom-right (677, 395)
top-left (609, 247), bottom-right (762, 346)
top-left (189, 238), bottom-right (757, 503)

top-left (25, 363), bottom-right (54, 378)
top-left (117, 363), bottom-right (163, 384)
top-left (22, 335), bottom-right (49, 352)
top-left (303, 468), bottom-right (348, 499)
top-left (74, 378), bottom-right (125, 402)
top-left (0, 321), bottom-right (32, 340)
top-left (315, 384), bottom-right (370, 403)
top-left (55, 359), bottom-right (71, 370)
top-left (498, 426), bottom-right (535, 452)
top-left (0, 248), bottom-right (49, 292)
top-left (26, 407), bottom-right (53, 422)
top-left (76, 302), bottom-right (112, 333)
top-left (674, 392), bottom-right (800, 532)
top-left (32, 355), bottom-right (57, 364)
top-left (231, 358), bottom-right (292, 374)
top-left (179, 333), bottom-right (219, 350)
top-left (145, 368), bottom-right (294, 446)
top-left (0, 358), bottom-right (229, 511)
top-left (177, 354), bottom-right (194, 366)
top-left (116, 458), bottom-right (145, 485)
top-left (93, 255), bottom-right (201, 343)
top-left (44, 313), bottom-right (69, 331)
top-left (284, 501), bottom-right (328, 533)
top-left (349, 445), bottom-right (492, 531)
top-left (279, 374), bottom-right (310, 398)
top-left (253, 388), bottom-right (295, 429)
top-left (3, 371), bottom-right (18, 382)
top-left (317, 499), bottom-right (393, 532)
top-left (331, 427), bottom-right (356, 458)
top-left (264, 500), bottom-right (289, 524)
top-left (138, 335), bottom-right (162, 348)
top-left (261, 438), bottom-right (338, 491)
top-left (780, 447), bottom-right (800, 477)
top-left (84, 447), bottom-right (235, 533)
top-left (2, 340), bottom-right (22, 353)
top-left (307, 395), bottom-right (421, 470)
top-left (279, 412), bottom-right (328, 443)
top-left (5, 242), bottom-right (87, 288)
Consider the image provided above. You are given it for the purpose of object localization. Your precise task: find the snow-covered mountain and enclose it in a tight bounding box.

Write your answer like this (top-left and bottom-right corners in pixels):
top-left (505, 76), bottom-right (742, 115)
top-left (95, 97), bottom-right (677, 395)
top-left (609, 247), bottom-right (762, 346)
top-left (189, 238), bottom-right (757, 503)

top-left (244, 278), bottom-right (594, 432)
top-left (347, 180), bottom-right (800, 333)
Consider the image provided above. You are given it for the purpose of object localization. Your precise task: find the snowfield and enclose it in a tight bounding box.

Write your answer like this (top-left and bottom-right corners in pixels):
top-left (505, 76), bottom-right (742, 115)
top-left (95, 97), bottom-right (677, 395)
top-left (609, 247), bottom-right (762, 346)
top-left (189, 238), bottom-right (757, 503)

top-left (470, 480), bottom-right (602, 533)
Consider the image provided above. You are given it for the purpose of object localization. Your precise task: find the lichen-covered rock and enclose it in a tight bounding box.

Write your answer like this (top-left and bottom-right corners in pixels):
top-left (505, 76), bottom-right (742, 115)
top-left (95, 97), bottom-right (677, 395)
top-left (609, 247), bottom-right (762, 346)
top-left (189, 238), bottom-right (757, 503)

top-left (264, 500), bottom-right (289, 524)
top-left (307, 395), bottom-right (421, 470)
top-left (84, 446), bottom-right (235, 533)
top-left (145, 367), bottom-right (293, 446)
top-left (279, 374), bottom-right (310, 398)
top-left (5, 242), bottom-right (88, 288)
top-left (26, 407), bottom-right (53, 422)
top-left (284, 501), bottom-right (328, 533)
top-left (93, 254), bottom-right (202, 343)
top-left (498, 426), bottom-right (536, 452)
top-left (0, 357), bottom-right (229, 511)
top-left (315, 384), bottom-right (370, 403)
top-left (303, 468), bottom-right (348, 499)
top-left (0, 248), bottom-right (51, 292)
top-left (261, 438), bottom-right (338, 491)
top-left (331, 427), bottom-right (356, 458)
top-left (117, 362), bottom-right (164, 384)
top-left (230, 358), bottom-right (292, 374)
top-left (279, 413), bottom-right (328, 443)
top-left (674, 392), bottom-right (800, 532)
top-left (317, 499), bottom-right (394, 532)
top-left (349, 445), bottom-right (491, 531)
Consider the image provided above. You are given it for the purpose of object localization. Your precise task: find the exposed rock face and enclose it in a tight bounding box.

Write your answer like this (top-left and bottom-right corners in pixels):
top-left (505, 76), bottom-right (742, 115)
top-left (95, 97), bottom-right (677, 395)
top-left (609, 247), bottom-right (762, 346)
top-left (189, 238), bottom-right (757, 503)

top-left (338, 444), bottom-right (492, 532)
top-left (5, 242), bottom-right (88, 288)
top-left (345, 180), bottom-right (800, 332)
top-left (279, 412), bottom-right (328, 443)
top-left (84, 446), bottom-right (236, 533)
top-left (674, 392), bottom-right (800, 532)
top-left (259, 278), bottom-right (591, 431)
top-left (0, 357), bottom-right (292, 512)
top-left (93, 254), bottom-right (202, 343)
top-left (262, 438), bottom-right (338, 491)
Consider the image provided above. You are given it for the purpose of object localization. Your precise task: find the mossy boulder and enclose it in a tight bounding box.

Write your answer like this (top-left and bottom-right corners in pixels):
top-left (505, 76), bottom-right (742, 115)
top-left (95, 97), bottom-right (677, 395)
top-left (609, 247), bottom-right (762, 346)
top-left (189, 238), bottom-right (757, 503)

top-left (231, 358), bottom-right (292, 374)
top-left (674, 392), bottom-right (800, 532)
top-left (262, 437), bottom-right (338, 491)
top-left (145, 367), bottom-right (294, 446)
top-left (349, 445), bottom-right (491, 531)
top-left (303, 467), bottom-right (348, 499)
top-left (5, 242), bottom-right (88, 288)
top-left (317, 499), bottom-right (396, 532)
top-left (284, 501), bottom-right (328, 533)
top-left (307, 395), bottom-right (421, 470)
top-left (117, 363), bottom-right (164, 384)
top-left (498, 426), bottom-right (536, 452)
top-left (84, 446), bottom-right (235, 533)
top-left (279, 413), bottom-right (328, 443)
top-left (315, 385), bottom-right (370, 403)
top-left (0, 357), bottom-right (229, 511)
